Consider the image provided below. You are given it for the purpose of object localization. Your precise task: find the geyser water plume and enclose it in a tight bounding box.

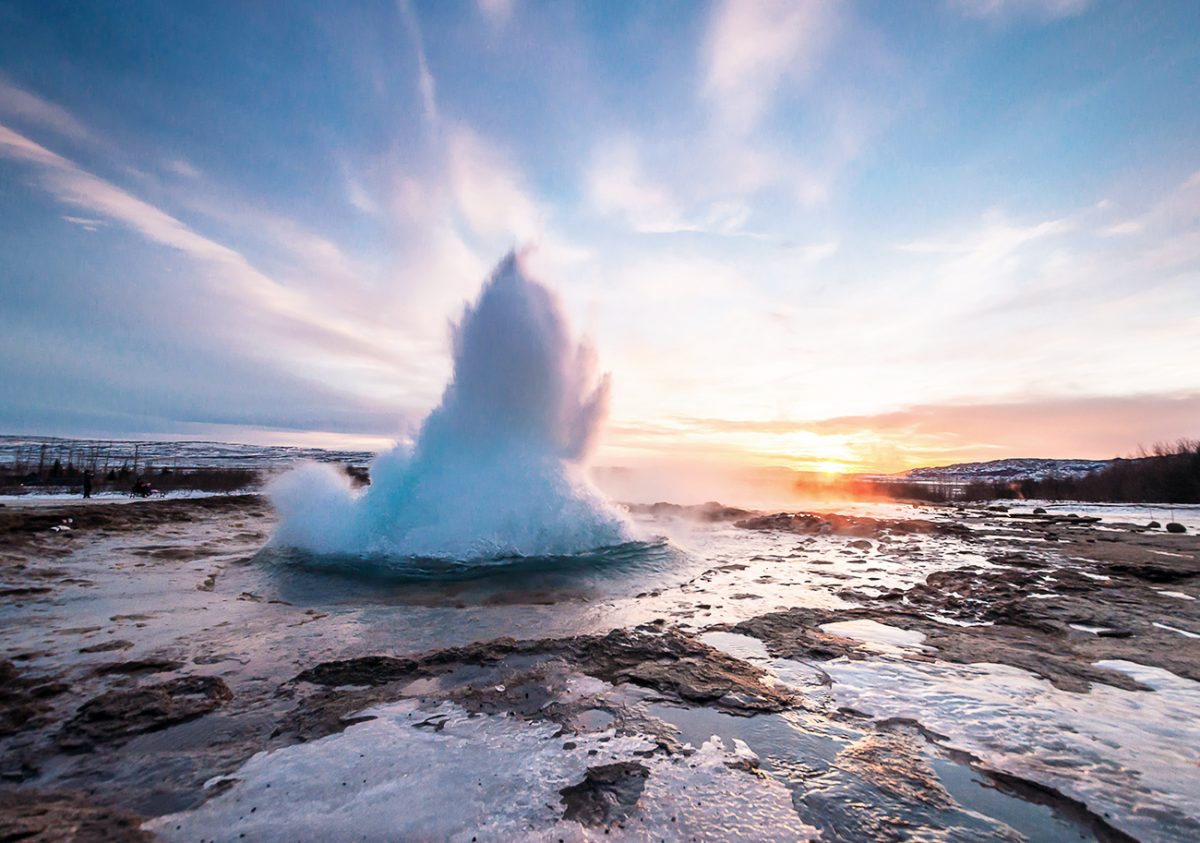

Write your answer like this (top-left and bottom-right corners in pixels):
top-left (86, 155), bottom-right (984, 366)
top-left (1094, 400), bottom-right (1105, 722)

top-left (269, 252), bottom-right (632, 561)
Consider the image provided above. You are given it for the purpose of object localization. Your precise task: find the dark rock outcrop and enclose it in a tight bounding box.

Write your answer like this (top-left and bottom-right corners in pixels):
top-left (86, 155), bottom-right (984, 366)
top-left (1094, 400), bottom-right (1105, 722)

top-left (560, 761), bottom-right (649, 827)
top-left (0, 661), bottom-right (67, 737)
top-left (0, 789), bottom-right (151, 842)
top-left (58, 676), bottom-right (233, 752)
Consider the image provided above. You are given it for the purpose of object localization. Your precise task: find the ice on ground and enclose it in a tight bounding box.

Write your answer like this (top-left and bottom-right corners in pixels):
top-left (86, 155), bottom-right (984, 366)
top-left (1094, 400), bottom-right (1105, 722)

top-left (819, 619), bottom-right (929, 652)
top-left (1152, 621), bottom-right (1200, 639)
top-left (148, 700), bottom-right (818, 842)
top-left (821, 656), bottom-right (1200, 842)
top-left (699, 630), bottom-right (771, 661)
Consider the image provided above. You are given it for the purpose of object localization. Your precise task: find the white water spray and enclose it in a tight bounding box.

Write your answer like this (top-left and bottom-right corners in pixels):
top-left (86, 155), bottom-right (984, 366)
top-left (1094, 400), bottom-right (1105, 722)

top-left (269, 252), bottom-right (632, 561)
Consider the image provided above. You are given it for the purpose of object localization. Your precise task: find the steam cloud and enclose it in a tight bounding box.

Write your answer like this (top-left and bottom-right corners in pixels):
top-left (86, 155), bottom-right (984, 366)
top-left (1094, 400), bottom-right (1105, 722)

top-left (269, 252), bottom-right (631, 561)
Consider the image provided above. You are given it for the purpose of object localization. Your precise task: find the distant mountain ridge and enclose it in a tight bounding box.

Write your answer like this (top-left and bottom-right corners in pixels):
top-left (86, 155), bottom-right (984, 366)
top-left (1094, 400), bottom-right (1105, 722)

top-left (902, 457), bottom-right (1112, 483)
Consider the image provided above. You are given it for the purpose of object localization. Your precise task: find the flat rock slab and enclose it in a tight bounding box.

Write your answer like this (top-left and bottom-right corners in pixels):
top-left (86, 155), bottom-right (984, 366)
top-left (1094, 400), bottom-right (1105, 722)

top-left (58, 676), bottom-right (233, 753)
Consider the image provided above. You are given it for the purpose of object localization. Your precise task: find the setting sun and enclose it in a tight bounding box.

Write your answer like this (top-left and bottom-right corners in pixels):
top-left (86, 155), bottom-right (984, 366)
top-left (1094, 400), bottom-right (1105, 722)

top-left (813, 461), bottom-right (848, 475)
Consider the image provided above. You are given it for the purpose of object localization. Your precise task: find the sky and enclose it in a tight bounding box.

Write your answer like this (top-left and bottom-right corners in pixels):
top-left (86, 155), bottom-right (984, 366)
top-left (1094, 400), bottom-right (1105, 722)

top-left (1, 0), bottom-right (1198, 474)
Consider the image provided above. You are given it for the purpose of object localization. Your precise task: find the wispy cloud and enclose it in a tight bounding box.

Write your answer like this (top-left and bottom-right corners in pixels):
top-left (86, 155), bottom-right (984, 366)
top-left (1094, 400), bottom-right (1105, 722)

top-left (164, 158), bottom-right (201, 179)
top-left (897, 214), bottom-right (1072, 257)
top-left (703, 0), bottom-right (837, 135)
top-left (0, 121), bottom-right (391, 366)
top-left (446, 126), bottom-right (542, 243)
top-left (950, 0), bottom-right (1092, 22)
top-left (398, 0), bottom-right (440, 129)
top-left (61, 215), bottom-right (104, 232)
top-left (585, 138), bottom-right (755, 236)
top-left (0, 76), bottom-right (90, 140)
top-left (795, 239), bottom-right (839, 262)
top-left (477, 0), bottom-right (515, 28)
top-left (587, 139), bottom-right (687, 233)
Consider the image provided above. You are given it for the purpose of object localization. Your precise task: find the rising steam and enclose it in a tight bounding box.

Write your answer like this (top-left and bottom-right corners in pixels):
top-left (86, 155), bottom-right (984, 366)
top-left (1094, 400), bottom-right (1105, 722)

top-left (268, 252), bottom-right (631, 561)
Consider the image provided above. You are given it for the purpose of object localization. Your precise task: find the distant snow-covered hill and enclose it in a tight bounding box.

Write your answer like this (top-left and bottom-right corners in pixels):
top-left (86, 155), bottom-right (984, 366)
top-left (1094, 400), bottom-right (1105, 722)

top-left (902, 458), bottom-right (1111, 483)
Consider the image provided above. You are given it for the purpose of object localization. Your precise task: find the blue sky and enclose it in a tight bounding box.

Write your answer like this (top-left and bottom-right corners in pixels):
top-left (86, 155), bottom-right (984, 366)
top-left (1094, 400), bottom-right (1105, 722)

top-left (1, 0), bottom-right (1198, 471)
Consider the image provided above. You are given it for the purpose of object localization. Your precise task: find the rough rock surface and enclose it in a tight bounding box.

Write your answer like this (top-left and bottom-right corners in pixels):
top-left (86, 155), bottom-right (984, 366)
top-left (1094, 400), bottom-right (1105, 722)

top-left (559, 761), bottom-right (650, 826)
top-left (58, 676), bottom-right (233, 753)
top-left (0, 661), bottom-right (68, 738)
top-left (0, 788), bottom-right (151, 842)
top-left (281, 627), bottom-right (792, 745)
top-left (727, 535), bottom-right (1199, 692)
top-left (736, 511), bottom-right (973, 539)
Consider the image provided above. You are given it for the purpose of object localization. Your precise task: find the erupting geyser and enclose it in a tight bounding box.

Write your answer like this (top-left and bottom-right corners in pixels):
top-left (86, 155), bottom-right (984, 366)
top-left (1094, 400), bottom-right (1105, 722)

top-left (269, 252), bottom-right (632, 561)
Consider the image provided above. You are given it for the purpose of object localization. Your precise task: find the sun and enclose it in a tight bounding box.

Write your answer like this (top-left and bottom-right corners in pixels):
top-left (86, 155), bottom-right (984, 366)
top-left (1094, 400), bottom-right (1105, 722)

top-left (813, 460), bottom-right (848, 475)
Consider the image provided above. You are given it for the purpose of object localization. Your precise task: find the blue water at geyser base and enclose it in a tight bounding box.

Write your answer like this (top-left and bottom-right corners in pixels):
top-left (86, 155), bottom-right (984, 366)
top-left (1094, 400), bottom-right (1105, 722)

top-left (267, 252), bottom-right (640, 570)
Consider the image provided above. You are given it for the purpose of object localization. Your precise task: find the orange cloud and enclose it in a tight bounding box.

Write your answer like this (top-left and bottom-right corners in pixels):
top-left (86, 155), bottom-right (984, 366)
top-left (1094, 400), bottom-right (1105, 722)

top-left (602, 393), bottom-right (1200, 473)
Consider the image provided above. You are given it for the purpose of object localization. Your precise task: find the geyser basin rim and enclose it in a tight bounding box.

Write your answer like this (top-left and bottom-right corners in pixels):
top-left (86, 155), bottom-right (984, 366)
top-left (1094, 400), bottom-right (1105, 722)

top-left (260, 538), bottom-right (674, 583)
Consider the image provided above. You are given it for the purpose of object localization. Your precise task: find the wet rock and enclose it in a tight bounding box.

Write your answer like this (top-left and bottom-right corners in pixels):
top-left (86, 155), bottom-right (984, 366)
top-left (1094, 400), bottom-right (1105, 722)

top-left (292, 628), bottom-right (790, 716)
top-left (561, 628), bottom-right (791, 713)
top-left (58, 676), bottom-right (232, 752)
top-left (797, 725), bottom-right (1063, 842)
top-left (1104, 561), bottom-right (1195, 583)
top-left (624, 501), bottom-right (754, 522)
top-left (736, 511), bottom-right (971, 540)
top-left (728, 555), bottom-right (1199, 692)
top-left (280, 627), bottom-right (792, 746)
top-left (0, 495), bottom-right (267, 548)
top-left (723, 612), bottom-right (864, 663)
top-left (988, 552), bottom-right (1047, 570)
top-left (293, 655), bottom-right (419, 687)
top-left (0, 585), bottom-right (52, 597)
top-left (0, 788), bottom-right (151, 842)
top-left (982, 770), bottom-right (1139, 843)
top-left (1167, 522), bottom-right (1187, 534)
top-left (559, 761), bottom-right (648, 826)
top-left (0, 661), bottom-right (67, 737)
top-left (93, 659), bottom-right (183, 676)
top-left (78, 640), bottom-right (132, 654)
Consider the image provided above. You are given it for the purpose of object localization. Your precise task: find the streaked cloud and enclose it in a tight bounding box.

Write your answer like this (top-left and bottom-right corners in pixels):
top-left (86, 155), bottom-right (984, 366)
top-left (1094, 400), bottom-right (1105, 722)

top-left (950, 0), bottom-right (1092, 22)
top-left (399, 0), bottom-right (440, 129)
top-left (585, 138), bottom-right (755, 236)
top-left (60, 214), bottom-right (104, 231)
top-left (477, 0), bottom-right (515, 28)
top-left (0, 76), bottom-right (89, 140)
top-left (447, 126), bottom-right (543, 243)
top-left (586, 138), bottom-right (688, 233)
top-left (703, 0), bottom-right (837, 134)
top-left (605, 392), bottom-right (1200, 472)
top-left (164, 158), bottom-right (201, 179)
top-left (0, 121), bottom-right (392, 368)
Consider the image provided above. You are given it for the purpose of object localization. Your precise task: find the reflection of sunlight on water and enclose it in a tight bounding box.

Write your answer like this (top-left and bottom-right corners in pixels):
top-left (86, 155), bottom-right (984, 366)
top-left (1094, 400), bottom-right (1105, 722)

top-left (645, 700), bottom-right (1086, 843)
top-left (825, 656), bottom-right (1200, 843)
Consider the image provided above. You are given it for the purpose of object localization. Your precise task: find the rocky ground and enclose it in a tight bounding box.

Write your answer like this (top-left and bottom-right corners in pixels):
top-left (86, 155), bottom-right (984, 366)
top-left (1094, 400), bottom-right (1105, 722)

top-left (0, 495), bottom-right (1197, 841)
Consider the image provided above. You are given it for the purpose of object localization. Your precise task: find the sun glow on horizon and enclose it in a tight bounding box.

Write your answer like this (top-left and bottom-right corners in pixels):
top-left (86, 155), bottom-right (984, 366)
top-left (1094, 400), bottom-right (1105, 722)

top-left (812, 460), bottom-right (849, 475)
